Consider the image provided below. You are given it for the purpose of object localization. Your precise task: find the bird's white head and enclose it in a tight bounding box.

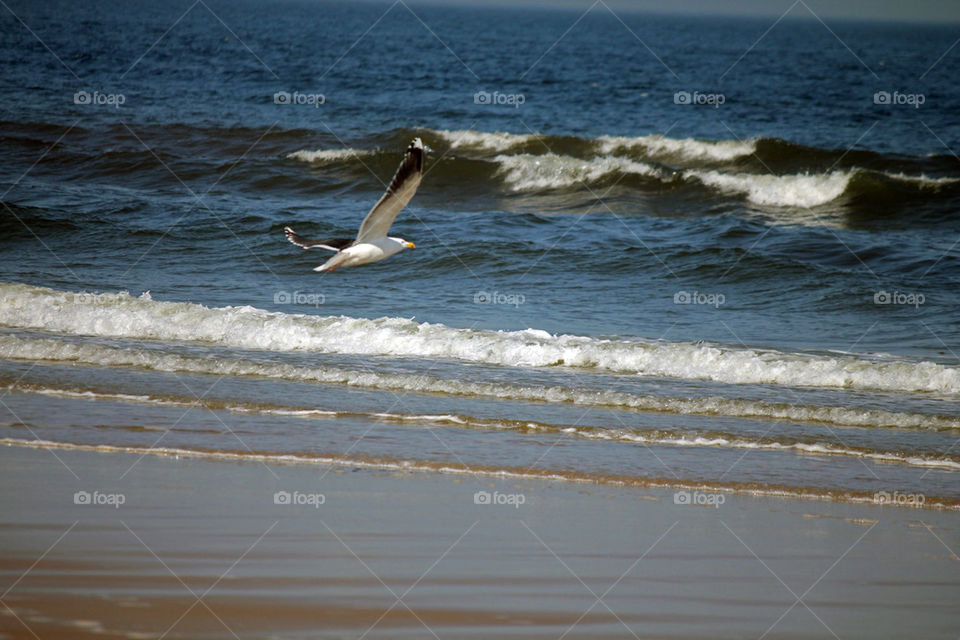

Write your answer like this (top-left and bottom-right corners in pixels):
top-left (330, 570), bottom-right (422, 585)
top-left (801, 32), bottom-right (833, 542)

top-left (390, 237), bottom-right (415, 250)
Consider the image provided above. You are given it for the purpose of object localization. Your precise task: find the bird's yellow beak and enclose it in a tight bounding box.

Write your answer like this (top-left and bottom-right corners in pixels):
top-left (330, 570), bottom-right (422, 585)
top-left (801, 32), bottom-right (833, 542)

top-left (405, 241), bottom-right (415, 249)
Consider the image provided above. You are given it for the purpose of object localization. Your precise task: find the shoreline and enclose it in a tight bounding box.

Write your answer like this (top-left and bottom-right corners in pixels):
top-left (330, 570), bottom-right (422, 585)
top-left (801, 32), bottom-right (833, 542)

top-left (1, 436), bottom-right (954, 511)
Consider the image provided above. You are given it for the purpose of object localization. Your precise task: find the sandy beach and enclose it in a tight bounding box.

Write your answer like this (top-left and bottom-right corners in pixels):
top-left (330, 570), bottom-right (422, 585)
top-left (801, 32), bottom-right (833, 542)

top-left (1, 443), bottom-right (957, 639)
top-left (3, 0), bottom-right (960, 637)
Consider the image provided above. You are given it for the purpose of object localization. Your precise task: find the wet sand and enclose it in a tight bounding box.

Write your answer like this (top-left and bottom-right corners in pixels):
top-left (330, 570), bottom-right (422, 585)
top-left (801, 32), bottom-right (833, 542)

top-left (1, 444), bottom-right (958, 639)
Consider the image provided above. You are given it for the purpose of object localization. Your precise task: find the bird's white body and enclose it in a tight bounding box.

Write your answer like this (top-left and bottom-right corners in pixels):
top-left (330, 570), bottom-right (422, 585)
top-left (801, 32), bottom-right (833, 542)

top-left (284, 138), bottom-right (424, 273)
top-left (314, 237), bottom-right (413, 272)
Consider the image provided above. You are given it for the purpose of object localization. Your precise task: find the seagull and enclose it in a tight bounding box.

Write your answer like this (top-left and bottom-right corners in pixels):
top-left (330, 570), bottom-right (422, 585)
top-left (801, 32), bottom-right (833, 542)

top-left (284, 138), bottom-right (424, 272)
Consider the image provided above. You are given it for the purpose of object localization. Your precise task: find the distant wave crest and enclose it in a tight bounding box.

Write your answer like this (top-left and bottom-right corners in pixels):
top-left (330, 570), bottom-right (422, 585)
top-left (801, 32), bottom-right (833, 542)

top-left (286, 148), bottom-right (370, 163)
top-left (284, 129), bottom-right (959, 211)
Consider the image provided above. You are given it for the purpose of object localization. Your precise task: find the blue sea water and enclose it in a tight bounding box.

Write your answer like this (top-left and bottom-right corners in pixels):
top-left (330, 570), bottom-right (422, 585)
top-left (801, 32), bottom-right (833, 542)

top-left (1, 0), bottom-right (959, 506)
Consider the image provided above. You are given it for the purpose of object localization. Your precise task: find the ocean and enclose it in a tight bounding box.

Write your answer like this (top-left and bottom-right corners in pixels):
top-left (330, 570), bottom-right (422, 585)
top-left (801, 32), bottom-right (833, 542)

top-left (2, 0), bottom-right (959, 509)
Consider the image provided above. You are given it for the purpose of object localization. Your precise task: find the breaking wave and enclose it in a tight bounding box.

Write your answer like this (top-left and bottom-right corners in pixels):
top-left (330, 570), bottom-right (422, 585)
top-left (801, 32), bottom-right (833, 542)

top-left (284, 129), bottom-right (958, 210)
top-left (2, 334), bottom-right (958, 430)
top-left (1, 283), bottom-right (957, 395)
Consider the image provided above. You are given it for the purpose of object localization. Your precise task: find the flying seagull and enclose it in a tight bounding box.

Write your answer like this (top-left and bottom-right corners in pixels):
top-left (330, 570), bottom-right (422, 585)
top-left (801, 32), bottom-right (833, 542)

top-left (284, 138), bottom-right (424, 272)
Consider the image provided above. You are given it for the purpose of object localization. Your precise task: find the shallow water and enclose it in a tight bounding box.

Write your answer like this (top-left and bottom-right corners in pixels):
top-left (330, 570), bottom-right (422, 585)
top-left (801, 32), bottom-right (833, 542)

top-left (1, 1), bottom-right (958, 508)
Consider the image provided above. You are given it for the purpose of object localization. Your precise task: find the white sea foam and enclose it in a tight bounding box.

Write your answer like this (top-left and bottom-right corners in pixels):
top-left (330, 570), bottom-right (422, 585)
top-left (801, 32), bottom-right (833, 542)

top-left (881, 172), bottom-right (960, 187)
top-left (1, 283), bottom-right (957, 394)
top-left (2, 333), bottom-right (959, 430)
top-left (433, 128), bottom-right (756, 162)
top-left (16, 384), bottom-right (472, 426)
top-left (433, 129), bottom-right (534, 151)
top-left (688, 169), bottom-right (853, 208)
top-left (493, 153), bottom-right (663, 191)
top-left (486, 149), bottom-right (851, 207)
top-left (286, 148), bottom-right (369, 163)
top-left (597, 133), bottom-right (757, 162)
top-left (429, 129), bottom-right (949, 207)
top-left (567, 428), bottom-right (960, 470)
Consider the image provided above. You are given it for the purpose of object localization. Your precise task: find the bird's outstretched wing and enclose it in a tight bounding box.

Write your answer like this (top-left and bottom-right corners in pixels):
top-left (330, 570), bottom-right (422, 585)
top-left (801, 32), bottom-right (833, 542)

top-left (284, 227), bottom-right (354, 252)
top-left (355, 138), bottom-right (424, 243)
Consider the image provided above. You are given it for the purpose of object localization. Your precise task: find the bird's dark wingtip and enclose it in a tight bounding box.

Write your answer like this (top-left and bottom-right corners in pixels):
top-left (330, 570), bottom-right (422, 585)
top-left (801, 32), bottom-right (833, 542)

top-left (407, 138), bottom-right (425, 172)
